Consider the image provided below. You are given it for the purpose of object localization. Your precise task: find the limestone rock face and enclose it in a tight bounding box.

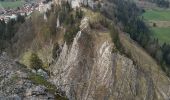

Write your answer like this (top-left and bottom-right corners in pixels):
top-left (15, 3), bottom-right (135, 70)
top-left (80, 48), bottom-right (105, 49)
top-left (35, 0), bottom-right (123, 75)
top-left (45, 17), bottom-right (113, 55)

top-left (39, 1), bottom-right (53, 13)
top-left (50, 31), bottom-right (137, 100)
top-left (50, 17), bottom-right (170, 100)
top-left (54, 0), bottom-right (95, 8)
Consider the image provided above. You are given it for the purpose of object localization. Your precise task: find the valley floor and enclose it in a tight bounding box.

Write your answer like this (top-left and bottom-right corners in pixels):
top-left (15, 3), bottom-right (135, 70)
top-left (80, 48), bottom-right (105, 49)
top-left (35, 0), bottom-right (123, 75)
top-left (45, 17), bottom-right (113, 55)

top-left (142, 7), bottom-right (170, 44)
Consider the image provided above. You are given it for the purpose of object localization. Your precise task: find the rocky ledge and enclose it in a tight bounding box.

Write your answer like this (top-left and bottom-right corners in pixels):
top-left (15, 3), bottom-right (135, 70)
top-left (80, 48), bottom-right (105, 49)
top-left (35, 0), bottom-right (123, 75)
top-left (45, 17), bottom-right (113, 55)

top-left (0, 54), bottom-right (58, 100)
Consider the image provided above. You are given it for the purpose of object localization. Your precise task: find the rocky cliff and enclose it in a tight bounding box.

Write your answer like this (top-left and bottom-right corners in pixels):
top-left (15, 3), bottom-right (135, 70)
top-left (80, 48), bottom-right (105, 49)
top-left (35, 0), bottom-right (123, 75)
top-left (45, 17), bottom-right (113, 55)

top-left (50, 16), bottom-right (170, 100)
top-left (0, 53), bottom-right (67, 100)
top-left (54, 0), bottom-right (96, 8)
top-left (0, 54), bottom-right (54, 99)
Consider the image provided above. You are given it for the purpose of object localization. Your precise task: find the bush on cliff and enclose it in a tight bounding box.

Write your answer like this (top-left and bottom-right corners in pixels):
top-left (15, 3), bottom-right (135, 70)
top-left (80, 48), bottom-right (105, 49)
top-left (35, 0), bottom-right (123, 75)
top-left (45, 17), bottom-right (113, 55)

top-left (29, 53), bottom-right (43, 71)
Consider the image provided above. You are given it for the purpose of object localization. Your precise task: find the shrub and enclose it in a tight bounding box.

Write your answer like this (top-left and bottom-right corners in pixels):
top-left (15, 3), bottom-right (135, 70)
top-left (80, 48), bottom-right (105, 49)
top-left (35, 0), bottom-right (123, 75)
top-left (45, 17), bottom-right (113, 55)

top-left (153, 23), bottom-right (157, 27)
top-left (29, 73), bottom-right (68, 100)
top-left (64, 24), bottom-right (80, 45)
top-left (29, 53), bottom-right (43, 71)
top-left (52, 43), bottom-right (60, 59)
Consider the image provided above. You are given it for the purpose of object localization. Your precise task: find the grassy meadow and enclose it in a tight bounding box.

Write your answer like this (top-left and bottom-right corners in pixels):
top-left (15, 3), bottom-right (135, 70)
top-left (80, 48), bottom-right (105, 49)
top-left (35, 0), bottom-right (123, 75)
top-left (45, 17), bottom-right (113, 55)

top-left (142, 9), bottom-right (170, 44)
top-left (151, 27), bottom-right (170, 44)
top-left (143, 9), bottom-right (170, 21)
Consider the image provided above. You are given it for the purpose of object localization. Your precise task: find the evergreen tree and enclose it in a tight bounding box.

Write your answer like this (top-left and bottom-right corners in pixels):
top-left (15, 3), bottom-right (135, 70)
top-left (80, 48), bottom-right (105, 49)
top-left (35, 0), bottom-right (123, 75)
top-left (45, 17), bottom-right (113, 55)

top-left (30, 53), bottom-right (43, 71)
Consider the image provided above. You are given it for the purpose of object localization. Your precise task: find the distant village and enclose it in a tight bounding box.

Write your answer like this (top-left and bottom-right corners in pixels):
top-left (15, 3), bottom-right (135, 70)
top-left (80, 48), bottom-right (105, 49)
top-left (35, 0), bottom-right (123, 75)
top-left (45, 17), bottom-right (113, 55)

top-left (0, 0), bottom-right (51, 23)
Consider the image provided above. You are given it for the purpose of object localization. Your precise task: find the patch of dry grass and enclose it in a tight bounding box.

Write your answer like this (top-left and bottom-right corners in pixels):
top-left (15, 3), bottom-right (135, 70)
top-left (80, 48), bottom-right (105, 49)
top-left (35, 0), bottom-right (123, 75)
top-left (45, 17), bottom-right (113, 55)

top-left (83, 8), bottom-right (104, 24)
top-left (148, 20), bottom-right (170, 28)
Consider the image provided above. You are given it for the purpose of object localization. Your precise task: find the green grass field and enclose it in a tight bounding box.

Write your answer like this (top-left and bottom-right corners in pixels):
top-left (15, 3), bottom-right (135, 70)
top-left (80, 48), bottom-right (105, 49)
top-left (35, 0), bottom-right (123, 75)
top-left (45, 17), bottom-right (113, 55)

top-left (142, 9), bottom-right (170, 21)
top-left (0, 0), bottom-right (25, 9)
top-left (151, 27), bottom-right (170, 44)
top-left (142, 9), bottom-right (170, 44)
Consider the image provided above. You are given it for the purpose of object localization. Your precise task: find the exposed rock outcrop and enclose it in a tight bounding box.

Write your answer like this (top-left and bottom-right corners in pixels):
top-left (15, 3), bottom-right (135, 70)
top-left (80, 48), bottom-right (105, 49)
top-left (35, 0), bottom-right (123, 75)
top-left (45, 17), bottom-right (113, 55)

top-left (50, 17), bottom-right (170, 100)
top-left (0, 54), bottom-right (55, 100)
top-left (54, 0), bottom-right (95, 8)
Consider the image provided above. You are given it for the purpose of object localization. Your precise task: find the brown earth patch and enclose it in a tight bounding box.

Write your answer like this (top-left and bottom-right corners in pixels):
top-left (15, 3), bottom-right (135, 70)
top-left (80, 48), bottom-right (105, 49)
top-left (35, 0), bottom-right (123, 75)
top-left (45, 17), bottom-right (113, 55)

top-left (148, 20), bottom-right (170, 28)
